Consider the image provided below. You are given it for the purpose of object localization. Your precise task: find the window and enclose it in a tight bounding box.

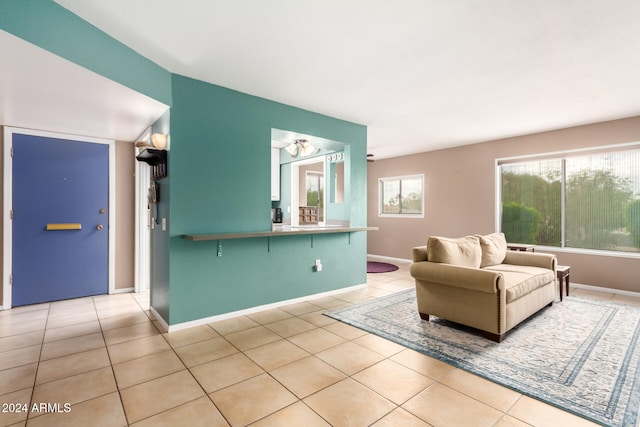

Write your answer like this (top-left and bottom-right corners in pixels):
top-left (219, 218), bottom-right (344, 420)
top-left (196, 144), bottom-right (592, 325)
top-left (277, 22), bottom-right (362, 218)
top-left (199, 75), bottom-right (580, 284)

top-left (498, 145), bottom-right (640, 254)
top-left (379, 174), bottom-right (424, 217)
top-left (306, 171), bottom-right (324, 222)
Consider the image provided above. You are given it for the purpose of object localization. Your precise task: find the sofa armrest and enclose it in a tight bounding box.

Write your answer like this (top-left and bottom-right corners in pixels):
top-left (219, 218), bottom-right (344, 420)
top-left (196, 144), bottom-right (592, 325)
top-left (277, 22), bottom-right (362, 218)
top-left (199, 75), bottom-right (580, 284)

top-left (412, 246), bottom-right (429, 262)
top-left (503, 251), bottom-right (556, 271)
top-left (410, 261), bottom-right (503, 293)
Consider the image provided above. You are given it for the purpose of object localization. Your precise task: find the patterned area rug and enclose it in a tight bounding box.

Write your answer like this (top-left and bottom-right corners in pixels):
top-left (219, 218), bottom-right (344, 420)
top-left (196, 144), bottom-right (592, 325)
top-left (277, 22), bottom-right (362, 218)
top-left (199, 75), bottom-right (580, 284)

top-left (367, 261), bottom-right (399, 273)
top-left (326, 289), bottom-right (640, 427)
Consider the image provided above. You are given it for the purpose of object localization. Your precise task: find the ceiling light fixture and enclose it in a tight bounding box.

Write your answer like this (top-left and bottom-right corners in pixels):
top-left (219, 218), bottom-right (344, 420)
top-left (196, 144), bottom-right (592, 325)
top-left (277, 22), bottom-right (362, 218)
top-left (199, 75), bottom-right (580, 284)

top-left (285, 141), bottom-right (299, 156)
top-left (151, 133), bottom-right (168, 150)
top-left (285, 139), bottom-right (319, 157)
top-left (134, 133), bottom-right (169, 150)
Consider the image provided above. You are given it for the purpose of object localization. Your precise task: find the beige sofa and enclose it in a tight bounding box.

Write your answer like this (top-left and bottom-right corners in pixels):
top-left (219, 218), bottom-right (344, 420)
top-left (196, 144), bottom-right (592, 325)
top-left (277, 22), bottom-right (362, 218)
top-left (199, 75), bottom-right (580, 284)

top-left (410, 233), bottom-right (556, 342)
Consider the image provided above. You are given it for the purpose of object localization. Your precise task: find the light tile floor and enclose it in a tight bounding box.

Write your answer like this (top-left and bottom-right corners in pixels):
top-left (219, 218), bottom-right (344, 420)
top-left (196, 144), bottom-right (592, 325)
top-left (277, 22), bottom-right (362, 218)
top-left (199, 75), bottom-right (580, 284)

top-left (1, 262), bottom-right (638, 426)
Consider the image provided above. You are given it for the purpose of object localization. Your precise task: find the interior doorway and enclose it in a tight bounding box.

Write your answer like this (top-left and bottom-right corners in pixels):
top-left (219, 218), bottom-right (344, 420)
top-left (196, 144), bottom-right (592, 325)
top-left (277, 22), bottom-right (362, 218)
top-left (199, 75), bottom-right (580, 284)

top-left (290, 156), bottom-right (326, 227)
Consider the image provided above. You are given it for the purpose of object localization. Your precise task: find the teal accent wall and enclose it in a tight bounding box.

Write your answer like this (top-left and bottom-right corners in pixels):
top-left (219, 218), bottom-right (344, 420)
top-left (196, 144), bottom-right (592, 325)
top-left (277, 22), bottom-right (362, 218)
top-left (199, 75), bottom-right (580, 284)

top-left (169, 232), bottom-right (367, 324)
top-left (0, 0), bottom-right (172, 106)
top-left (166, 74), bottom-right (368, 325)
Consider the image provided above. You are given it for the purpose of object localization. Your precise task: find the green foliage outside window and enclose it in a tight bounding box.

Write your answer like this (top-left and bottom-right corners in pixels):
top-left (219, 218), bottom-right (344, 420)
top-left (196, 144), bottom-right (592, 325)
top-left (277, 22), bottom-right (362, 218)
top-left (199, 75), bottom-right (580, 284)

top-left (306, 189), bottom-right (324, 209)
top-left (627, 199), bottom-right (640, 248)
top-left (501, 170), bottom-right (561, 246)
top-left (501, 202), bottom-right (542, 244)
top-left (566, 170), bottom-right (632, 250)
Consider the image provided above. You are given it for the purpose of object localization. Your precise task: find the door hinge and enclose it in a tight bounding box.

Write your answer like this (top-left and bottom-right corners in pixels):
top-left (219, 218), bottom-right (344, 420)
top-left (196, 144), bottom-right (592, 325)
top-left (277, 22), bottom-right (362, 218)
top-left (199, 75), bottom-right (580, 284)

top-left (9, 274), bottom-right (12, 285)
top-left (10, 147), bottom-right (13, 157)
top-left (10, 210), bottom-right (13, 220)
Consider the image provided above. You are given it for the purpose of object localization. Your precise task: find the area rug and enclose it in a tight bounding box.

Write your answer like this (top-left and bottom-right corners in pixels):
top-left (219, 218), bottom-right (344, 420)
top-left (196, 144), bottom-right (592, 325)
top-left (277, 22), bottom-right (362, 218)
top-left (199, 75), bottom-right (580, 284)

top-left (367, 261), bottom-right (399, 273)
top-left (326, 289), bottom-right (640, 427)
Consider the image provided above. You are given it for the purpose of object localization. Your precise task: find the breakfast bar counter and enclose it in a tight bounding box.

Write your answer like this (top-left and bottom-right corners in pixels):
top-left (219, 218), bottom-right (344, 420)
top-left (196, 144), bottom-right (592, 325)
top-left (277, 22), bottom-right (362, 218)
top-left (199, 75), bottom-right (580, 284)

top-left (182, 225), bottom-right (378, 241)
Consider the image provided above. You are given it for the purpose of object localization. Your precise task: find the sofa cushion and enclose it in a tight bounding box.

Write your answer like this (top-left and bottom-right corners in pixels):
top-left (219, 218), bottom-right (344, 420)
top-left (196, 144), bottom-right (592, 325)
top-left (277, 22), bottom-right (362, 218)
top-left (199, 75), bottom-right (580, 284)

top-left (484, 264), bottom-right (555, 303)
top-left (477, 232), bottom-right (508, 267)
top-left (427, 236), bottom-right (481, 268)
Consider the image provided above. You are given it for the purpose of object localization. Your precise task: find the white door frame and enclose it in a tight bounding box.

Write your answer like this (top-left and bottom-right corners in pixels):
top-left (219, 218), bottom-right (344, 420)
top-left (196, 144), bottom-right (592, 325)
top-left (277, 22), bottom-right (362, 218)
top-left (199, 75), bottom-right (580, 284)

top-left (290, 156), bottom-right (326, 227)
top-left (2, 126), bottom-right (116, 310)
top-left (134, 130), bottom-right (151, 293)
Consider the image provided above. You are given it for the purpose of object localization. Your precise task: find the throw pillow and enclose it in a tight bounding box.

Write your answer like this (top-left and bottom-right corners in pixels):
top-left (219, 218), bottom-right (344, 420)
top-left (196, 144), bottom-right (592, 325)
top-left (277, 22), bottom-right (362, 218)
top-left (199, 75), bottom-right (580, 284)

top-left (477, 232), bottom-right (507, 267)
top-left (427, 235), bottom-right (482, 268)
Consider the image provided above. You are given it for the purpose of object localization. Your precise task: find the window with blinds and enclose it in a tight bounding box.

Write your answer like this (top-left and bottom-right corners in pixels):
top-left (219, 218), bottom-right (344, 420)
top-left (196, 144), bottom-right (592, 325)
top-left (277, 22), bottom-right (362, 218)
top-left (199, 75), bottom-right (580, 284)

top-left (498, 146), bottom-right (640, 253)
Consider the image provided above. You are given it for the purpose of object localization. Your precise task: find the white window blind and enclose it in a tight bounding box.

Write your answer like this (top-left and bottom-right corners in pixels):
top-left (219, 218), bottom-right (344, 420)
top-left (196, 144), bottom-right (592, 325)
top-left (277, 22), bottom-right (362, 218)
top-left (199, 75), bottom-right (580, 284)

top-left (499, 147), bottom-right (640, 253)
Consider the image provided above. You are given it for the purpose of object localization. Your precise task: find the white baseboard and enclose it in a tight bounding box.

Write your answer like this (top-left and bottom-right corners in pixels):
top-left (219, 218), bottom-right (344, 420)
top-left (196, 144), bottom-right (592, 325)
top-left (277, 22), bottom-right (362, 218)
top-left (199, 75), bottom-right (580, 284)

top-left (367, 254), bottom-right (412, 265)
top-left (151, 283), bottom-right (368, 333)
top-left (112, 287), bottom-right (134, 294)
top-left (150, 306), bottom-right (169, 332)
top-left (570, 282), bottom-right (640, 298)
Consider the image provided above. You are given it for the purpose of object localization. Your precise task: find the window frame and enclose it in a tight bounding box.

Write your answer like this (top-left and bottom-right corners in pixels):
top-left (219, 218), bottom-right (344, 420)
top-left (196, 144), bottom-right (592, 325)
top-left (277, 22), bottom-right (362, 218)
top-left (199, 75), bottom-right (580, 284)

top-left (495, 142), bottom-right (640, 258)
top-left (378, 174), bottom-right (425, 218)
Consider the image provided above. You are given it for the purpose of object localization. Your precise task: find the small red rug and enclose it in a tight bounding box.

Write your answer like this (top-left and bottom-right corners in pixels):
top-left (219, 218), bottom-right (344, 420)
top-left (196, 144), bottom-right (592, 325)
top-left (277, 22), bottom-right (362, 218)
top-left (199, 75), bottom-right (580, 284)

top-left (367, 261), bottom-right (399, 273)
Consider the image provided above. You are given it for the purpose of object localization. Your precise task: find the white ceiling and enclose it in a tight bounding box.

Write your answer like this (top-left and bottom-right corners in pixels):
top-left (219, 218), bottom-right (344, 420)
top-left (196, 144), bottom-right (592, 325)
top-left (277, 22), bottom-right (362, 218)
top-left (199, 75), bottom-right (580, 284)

top-left (23, 1), bottom-right (640, 157)
top-left (0, 30), bottom-right (168, 142)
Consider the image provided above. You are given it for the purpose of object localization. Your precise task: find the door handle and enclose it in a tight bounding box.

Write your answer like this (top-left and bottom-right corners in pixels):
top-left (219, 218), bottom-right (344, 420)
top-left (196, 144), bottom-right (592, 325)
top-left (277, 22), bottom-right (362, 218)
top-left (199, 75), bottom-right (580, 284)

top-left (96, 224), bottom-right (104, 230)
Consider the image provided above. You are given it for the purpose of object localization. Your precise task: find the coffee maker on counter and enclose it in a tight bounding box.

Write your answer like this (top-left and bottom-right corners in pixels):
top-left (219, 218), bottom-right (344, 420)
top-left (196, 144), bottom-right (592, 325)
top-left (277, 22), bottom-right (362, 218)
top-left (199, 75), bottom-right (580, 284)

top-left (272, 208), bottom-right (283, 223)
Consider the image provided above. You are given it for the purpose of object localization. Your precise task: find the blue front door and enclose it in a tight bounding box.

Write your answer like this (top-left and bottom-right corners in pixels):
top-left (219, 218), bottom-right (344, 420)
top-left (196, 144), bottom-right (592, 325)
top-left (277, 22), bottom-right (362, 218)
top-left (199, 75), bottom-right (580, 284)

top-left (12, 133), bottom-right (109, 306)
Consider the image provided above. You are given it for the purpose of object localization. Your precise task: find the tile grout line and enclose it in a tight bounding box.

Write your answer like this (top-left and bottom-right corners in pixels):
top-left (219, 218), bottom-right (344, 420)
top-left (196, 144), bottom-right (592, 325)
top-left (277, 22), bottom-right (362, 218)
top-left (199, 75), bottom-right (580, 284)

top-left (120, 315), bottom-right (235, 426)
top-left (97, 293), bottom-right (140, 427)
top-left (105, 292), bottom-right (209, 425)
top-left (217, 312), bottom-right (343, 426)
top-left (24, 302), bottom-right (51, 425)
top-left (174, 308), bottom-right (345, 425)
top-left (178, 323), bottom-right (235, 427)
top-left (223, 301), bottom-right (401, 425)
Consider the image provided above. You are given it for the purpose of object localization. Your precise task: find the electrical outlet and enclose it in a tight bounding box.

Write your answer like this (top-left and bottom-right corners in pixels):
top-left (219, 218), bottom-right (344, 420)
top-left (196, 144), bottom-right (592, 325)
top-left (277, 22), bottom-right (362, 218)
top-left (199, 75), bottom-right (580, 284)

top-left (314, 259), bottom-right (323, 272)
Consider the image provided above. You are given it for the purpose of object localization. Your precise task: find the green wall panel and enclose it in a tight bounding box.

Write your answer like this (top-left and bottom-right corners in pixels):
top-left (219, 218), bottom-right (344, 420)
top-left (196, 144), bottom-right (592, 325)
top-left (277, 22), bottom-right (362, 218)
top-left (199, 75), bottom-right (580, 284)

top-left (169, 233), bottom-right (367, 324)
top-left (0, 0), bottom-right (172, 105)
top-left (169, 75), bottom-right (271, 235)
